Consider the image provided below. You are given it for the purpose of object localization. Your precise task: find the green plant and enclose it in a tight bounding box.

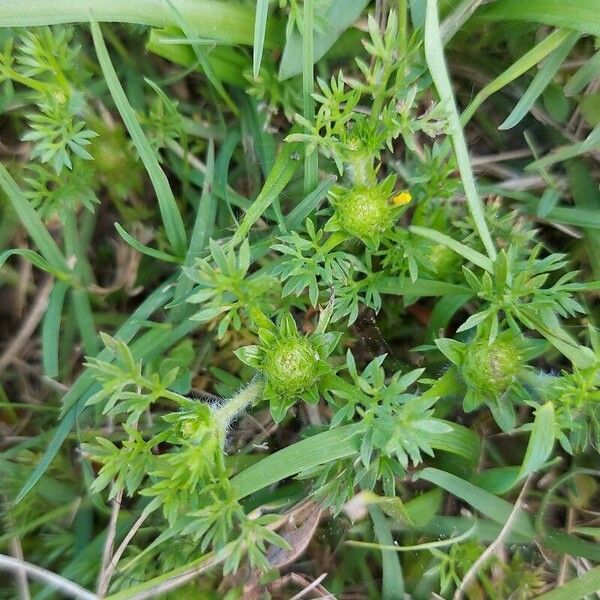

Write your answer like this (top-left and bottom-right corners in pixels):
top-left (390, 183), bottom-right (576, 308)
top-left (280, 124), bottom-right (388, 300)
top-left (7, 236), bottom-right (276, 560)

top-left (2, 2), bottom-right (600, 599)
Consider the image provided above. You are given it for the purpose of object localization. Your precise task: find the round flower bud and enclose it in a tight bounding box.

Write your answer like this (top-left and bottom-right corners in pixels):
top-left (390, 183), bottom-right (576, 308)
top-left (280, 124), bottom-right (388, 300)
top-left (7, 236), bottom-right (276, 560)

top-left (461, 336), bottom-right (522, 399)
top-left (335, 185), bottom-right (393, 239)
top-left (266, 337), bottom-right (320, 397)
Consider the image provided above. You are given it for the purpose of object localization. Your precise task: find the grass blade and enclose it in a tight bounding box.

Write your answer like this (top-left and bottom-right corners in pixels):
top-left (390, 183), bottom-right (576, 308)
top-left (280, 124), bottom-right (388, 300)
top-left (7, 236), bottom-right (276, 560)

top-left (565, 49), bottom-right (600, 96)
top-left (228, 141), bottom-right (302, 247)
top-left (0, 248), bottom-right (57, 277)
top-left (253, 0), bottom-right (270, 79)
top-left (0, 164), bottom-right (68, 273)
top-left (567, 160), bottom-right (600, 278)
top-left (114, 223), bottom-right (181, 264)
top-left (499, 31), bottom-right (580, 130)
top-left (415, 468), bottom-right (535, 538)
top-left (91, 20), bottom-right (188, 257)
top-left (410, 225), bottom-right (493, 272)
top-left (71, 288), bottom-right (99, 356)
top-left (527, 122), bottom-right (600, 171)
top-left (171, 141), bottom-right (216, 316)
top-left (302, 0), bottom-right (318, 194)
top-left (42, 281), bottom-right (69, 378)
top-left (375, 277), bottom-right (472, 297)
top-left (278, 0), bottom-right (369, 80)
top-left (424, 0), bottom-right (496, 261)
top-left (231, 423), bottom-right (364, 498)
top-left (460, 29), bottom-right (572, 126)
top-left (478, 0), bottom-right (600, 37)
top-left (534, 565), bottom-right (600, 600)
top-left (369, 506), bottom-right (404, 600)
top-left (517, 402), bottom-right (555, 482)
top-left (285, 175), bottom-right (336, 230)
top-left (440, 0), bottom-right (485, 45)
top-left (184, 141), bottom-right (216, 266)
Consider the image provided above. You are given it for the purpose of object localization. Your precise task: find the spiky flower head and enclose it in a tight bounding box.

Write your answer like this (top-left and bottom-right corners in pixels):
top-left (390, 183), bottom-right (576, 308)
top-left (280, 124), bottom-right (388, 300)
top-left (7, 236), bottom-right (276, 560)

top-left (235, 312), bottom-right (340, 422)
top-left (326, 174), bottom-right (406, 249)
top-left (436, 331), bottom-right (526, 430)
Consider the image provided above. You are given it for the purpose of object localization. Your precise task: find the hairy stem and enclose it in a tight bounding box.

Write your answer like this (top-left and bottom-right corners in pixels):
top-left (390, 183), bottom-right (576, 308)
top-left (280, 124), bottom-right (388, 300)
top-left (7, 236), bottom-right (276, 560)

top-left (213, 377), bottom-right (264, 436)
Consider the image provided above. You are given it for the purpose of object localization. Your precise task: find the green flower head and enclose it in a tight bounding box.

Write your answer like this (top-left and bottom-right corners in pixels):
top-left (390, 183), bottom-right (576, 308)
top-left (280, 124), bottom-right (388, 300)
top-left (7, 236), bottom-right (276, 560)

top-left (436, 331), bottom-right (526, 431)
top-left (235, 312), bottom-right (340, 422)
top-left (326, 174), bottom-right (403, 248)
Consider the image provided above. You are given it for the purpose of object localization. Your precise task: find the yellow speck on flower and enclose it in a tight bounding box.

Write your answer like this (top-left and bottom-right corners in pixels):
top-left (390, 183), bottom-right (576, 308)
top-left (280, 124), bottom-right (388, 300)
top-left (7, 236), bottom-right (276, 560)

top-left (391, 190), bottom-right (412, 206)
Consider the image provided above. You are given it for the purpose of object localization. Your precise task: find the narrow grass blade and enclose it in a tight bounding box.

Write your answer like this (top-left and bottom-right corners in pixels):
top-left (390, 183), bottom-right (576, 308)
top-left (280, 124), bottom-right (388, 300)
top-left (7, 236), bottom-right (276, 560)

top-left (0, 248), bottom-right (58, 277)
top-left (527, 122), bottom-right (600, 171)
top-left (517, 402), bottom-right (555, 482)
top-left (279, 0), bottom-right (369, 80)
top-left (500, 31), bottom-right (580, 130)
top-left (114, 223), bottom-right (181, 264)
top-left (369, 506), bottom-right (404, 600)
top-left (184, 141), bottom-right (216, 266)
top-left (534, 565), bottom-right (600, 600)
top-left (410, 226), bottom-right (493, 272)
top-left (285, 175), bottom-right (336, 230)
top-left (565, 50), bottom-right (600, 96)
top-left (228, 141), bottom-right (302, 247)
top-left (440, 0), bottom-right (485, 45)
top-left (0, 0), bottom-right (267, 47)
top-left (171, 141), bottom-right (216, 316)
top-left (567, 160), bottom-right (600, 278)
top-left (415, 468), bottom-right (535, 538)
top-left (460, 29), bottom-right (572, 126)
top-left (253, 0), bottom-right (270, 79)
top-left (424, 0), bottom-right (496, 261)
top-left (15, 387), bottom-right (91, 504)
top-left (214, 129), bottom-right (242, 217)
top-left (478, 0), bottom-right (600, 37)
top-left (231, 423), bottom-right (365, 498)
top-left (426, 294), bottom-right (472, 341)
top-left (375, 277), bottom-right (472, 297)
top-left (91, 21), bottom-right (188, 257)
top-left (302, 0), bottom-right (318, 194)
top-left (0, 164), bottom-right (68, 272)
top-left (71, 288), bottom-right (99, 356)
top-left (432, 421), bottom-right (480, 461)
top-left (42, 281), bottom-right (69, 377)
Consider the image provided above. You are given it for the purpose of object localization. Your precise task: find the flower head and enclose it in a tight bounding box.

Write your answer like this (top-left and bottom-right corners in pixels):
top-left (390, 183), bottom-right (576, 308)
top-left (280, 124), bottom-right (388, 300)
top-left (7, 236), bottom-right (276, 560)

top-left (235, 312), bottom-right (340, 422)
top-left (326, 174), bottom-right (404, 248)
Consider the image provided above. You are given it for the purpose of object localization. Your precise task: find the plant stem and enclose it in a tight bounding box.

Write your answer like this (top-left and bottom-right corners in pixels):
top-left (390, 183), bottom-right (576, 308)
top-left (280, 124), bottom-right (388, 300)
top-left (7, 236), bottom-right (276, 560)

top-left (214, 377), bottom-right (264, 434)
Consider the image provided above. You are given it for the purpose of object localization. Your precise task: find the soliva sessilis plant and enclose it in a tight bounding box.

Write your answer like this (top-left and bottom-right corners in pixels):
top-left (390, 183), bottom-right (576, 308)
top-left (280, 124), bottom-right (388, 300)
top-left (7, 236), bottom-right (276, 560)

top-left (2, 2), bottom-right (600, 598)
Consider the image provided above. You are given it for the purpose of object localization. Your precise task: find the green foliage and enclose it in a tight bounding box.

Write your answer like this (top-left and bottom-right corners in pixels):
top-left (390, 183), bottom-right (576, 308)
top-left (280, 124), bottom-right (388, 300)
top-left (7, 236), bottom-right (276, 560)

top-left (0, 27), bottom-right (97, 174)
top-left (186, 239), bottom-right (279, 337)
top-left (2, 3), bottom-right (600, 599)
